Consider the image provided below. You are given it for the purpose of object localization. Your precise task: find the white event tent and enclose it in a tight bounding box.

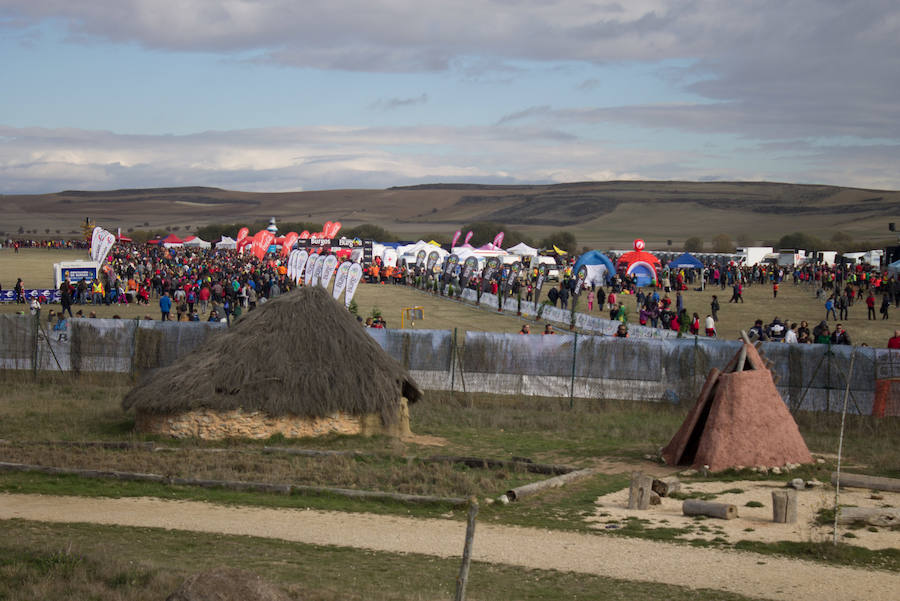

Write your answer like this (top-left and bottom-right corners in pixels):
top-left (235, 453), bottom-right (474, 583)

top-left (215, 236), bottom-right (237, 250)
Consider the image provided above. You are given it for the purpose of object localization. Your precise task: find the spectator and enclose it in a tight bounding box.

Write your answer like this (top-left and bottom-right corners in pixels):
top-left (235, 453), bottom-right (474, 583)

top-left (614, 323), bottom-right (628, 338)
top-left (704, 314), bottom-right (716, 337)
top-left (519, 324), bottom-right (530, 334)
top-left (888, 330), bottom-right (900, 349)
top-left (831, 324), bottom-right (851, 345)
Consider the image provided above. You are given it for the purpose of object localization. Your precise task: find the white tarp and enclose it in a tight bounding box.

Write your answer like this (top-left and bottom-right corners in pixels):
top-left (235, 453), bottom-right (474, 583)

top-left (215, 236), bottom-right (237, 249)
top-left (183, 237), bottom-right (211, 248)
top-left (506, 242), bottom-right (538, 257)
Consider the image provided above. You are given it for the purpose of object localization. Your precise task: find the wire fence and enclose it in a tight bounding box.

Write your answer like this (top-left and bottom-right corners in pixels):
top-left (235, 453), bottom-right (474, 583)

top-left (2, 314), bottom-right (898, 416)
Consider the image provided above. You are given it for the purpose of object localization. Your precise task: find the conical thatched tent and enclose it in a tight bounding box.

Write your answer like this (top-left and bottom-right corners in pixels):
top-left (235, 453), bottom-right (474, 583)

top-left (123, 286), bottom-right (421, 440)
top-left (661, 342), bottom-right (812, 472)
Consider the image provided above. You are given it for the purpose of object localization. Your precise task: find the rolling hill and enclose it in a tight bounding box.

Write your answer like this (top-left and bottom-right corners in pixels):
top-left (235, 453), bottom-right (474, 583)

top-left (1, 181), bottom-right (898, 249)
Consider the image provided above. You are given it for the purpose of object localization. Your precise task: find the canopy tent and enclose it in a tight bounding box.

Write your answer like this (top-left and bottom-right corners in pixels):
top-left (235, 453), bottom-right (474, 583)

top-left (668, 252), bottom-right (704, 270)
top-left (183, 236), bottom-right (211, 249)
top-left (888, 259), bottom-right (900, 274)
top-left (472, 243), bottom-right (508, 258)
top-left (506, 242), bottom-right (538, 257)
top-left (573, 250), bottom-right (615, 287)
top-left (215, 236), bottom-right (237, 250)
top-left (159, 234), bottom-right (184, 248)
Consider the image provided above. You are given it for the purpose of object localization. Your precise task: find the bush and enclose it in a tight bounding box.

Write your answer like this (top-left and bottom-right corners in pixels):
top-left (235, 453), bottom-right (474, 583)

top-left (683, 236), bottom-right (704, 252)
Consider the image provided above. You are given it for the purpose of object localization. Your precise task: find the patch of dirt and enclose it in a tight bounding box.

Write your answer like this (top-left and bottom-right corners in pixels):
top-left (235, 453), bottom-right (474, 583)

top-left (590, 479), bottom-right (900, 550)
top-left (400, 433), bottom-right (447, 447)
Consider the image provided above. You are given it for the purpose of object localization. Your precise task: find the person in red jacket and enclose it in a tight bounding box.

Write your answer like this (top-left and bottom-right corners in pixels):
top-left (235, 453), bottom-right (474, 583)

top-left (866, 291), bottom-right (876, 320)
top-left (888, 330), bottom-right (900, 349)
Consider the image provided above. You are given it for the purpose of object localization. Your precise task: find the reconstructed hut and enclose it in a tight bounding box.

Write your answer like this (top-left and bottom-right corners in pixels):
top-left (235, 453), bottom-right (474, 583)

top-left (661, 342), bottom-right (812, 472)
top-left (122, 286), bottom-right (421, 440)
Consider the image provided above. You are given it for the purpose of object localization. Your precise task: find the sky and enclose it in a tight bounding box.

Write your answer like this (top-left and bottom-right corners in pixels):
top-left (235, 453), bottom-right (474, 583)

top-left (1, 0), bottom-right (899, 194)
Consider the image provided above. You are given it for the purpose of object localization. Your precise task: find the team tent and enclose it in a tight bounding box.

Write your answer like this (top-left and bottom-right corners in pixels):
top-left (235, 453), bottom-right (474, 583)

top-left (215, 236), bottom-right (237, 250)
top-left (668, 252), bottom-right (704, 270)
top-left (888, 259), bottom-right (900, 275)
top-left (573, 250), bottom-right (615, 287)
top-left (506, 242), bottom-right (538, 257)
top-left (183, 236), bottom-right (211, 249)
top-left (159, 234), bottom-right (184, 248)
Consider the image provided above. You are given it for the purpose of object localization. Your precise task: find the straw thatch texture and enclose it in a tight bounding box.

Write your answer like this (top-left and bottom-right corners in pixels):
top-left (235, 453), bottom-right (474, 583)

top-left (122, 286), bottom-right (420, 423)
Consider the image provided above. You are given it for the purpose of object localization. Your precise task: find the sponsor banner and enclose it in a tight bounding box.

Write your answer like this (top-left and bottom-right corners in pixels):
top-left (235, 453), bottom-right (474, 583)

top-left (482, 256), bottom-right (501, 290)
top-left (314, 253), bottom-right (327, 284)
top-left (59, 266), bottom-right (99, 285)
top-left (295, 236), bottom-right (374, 263)
top-left (461, 256), bottom-right (478, 289)
top-left (90, 227), bottom-right (103, 261)
top-left (443, 254), bottom-right (460, 278)
top-left (492, 231), bottom-right (505, 248)
top-left (345, 263), bottom-right (363, 307)
top-left (287, 249), bottom-right (300, 280)
top-left (463, 230), bottom-right (474, 245)
top-left (333, 261), bottom-right (351, 301)
top-left (506, 261), bottom-right (521, 288)
top-left (321, 255), bottom-right (338, 288)
top-left (534, 263), bottom-right (549, 309)
top-left (236, 227), bottom-right (250, 244)
top-left (426, 250), bottom-right (440, 271)
top-left (281, 232), bottom-right (299, 257)
top-left (90, 227), bottom-right (116, 263)
top-left (294, 250), bottom-right (309, 284)
top-left (450, 230), bottom-right (462, 248)
top-left (306, 254), bottom-right (321, 287)
top-left (250, 230), bottom-right (275, 260)
top-left (0, 289), bottom-right (62, 303)
top-left (574, 265), bottom-right (588, 295)
top-left (415, 249), bottom-right (427, 267)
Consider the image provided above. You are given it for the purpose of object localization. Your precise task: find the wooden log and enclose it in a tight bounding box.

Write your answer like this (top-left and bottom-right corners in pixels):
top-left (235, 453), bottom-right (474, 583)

top-left (683, 499), bottom-right (738, 520)
top-left (505, 467), bottom-right (596, 502)
top-left (832, 472), bottom-right (900, 493)
top-left (651, 477), bottom-right (682, 497)
top-left (772, 490), bottom-right (798, 523)
top-left (628, 472), bottom-right (653, 510)
top-left (735, 345), bottom-right (748, 372)
top-left (836, 507), bottom-right (900, 527)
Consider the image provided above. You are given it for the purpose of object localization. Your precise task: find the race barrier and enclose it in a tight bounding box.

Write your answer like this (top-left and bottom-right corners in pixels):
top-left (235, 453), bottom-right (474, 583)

top-left (2, 314), bottom-right (897, 415)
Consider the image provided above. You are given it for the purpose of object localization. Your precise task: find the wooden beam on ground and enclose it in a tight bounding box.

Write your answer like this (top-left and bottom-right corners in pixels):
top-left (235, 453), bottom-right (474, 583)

top-left (505, 467), bottom-right (596, 502)
top-left (832, 472), bottom-right (900, 493)
top-left (683, 499), bottom-right (738, 520)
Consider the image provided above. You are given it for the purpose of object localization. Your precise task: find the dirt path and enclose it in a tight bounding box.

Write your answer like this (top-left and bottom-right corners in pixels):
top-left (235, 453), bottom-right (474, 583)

top-left (2, 493), bottom-right (897, 601)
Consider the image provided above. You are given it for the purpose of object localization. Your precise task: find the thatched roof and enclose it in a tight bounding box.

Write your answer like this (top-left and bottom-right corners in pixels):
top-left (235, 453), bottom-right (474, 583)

top-left (122, 286), bottom-right (421, 422)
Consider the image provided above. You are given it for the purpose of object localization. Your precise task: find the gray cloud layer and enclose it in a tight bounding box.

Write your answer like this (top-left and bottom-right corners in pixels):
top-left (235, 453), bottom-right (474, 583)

top-left (2, 1), bottom-right (899, 191)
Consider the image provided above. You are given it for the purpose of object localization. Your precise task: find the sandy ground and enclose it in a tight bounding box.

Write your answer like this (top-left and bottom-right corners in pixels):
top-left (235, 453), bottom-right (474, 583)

top-left (2, 493), bottom-right (899, 601)
top-left (591, 479), bottom-right (900, 550)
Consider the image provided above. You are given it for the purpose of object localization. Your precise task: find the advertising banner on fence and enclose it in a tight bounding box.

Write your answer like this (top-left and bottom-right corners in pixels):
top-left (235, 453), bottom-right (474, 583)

top-left (321, 255), bottom-right (338, 289)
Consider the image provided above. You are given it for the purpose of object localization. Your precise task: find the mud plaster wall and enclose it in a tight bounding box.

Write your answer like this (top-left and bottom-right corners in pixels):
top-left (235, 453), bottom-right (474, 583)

top-left (135, 400), bottom-right (410, 440)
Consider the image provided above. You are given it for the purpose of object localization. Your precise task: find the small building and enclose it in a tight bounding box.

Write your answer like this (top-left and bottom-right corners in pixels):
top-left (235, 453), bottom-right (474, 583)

top-left (122, 286), bottom-right (421, 440)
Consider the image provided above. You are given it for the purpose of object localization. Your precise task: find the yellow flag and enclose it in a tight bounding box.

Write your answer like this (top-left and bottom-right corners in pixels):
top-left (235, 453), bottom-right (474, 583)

top-left (553, 244), bottom-right (567, 255)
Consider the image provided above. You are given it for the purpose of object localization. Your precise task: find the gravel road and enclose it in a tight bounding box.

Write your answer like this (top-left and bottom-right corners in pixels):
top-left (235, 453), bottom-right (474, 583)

top-left (2, 493), bottom-right (897, 601)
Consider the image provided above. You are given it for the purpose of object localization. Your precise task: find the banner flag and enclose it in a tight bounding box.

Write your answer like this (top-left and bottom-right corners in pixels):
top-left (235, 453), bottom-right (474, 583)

top-left (297, 251), bottom-right (310, 284)
top-left (287, 250), bottom-right (299, 280)
top-left (443, 253), bottom-right (459, 278)
top-left (281, 232), bottom-right (299, 257)
top-left (534, 263), bottom-right (549, 310)
top-left (90, 227), bottom-right (102, 261)
top-left (345, 263), bottom-right (363, 308)
top-left (327, 221), bottom-right (342, 238)
top-left (236, 227), bottom-right (250, 244)
top-left (415, 249), bottom-right (427, 267)
top-left (250, 230), bottom-right (274, 260)
top-left (314, 253), bottom-right (327, 285)
top-left (426, 250), bottom-right (440, 271)
top-left (461, 256), bottom-right (478, 289)
top-left (482, 256), bottom-right (501, 291)
top-left (333, 261), bottom-right (351, 301)
top-left (450, 230), bottom-right (462, 248)
top-left (321, 255), bottom-right (338, 288)
top-left (492, 231), bottom-right (505, 248)
top-left (506, 261), bottom-right (521, 287)
top-left (306, 254), bottom-right (321, 286)
top-left (463, 230), bottom-right (474, 245)
top-left (574, 265), bottom-right (588, 296)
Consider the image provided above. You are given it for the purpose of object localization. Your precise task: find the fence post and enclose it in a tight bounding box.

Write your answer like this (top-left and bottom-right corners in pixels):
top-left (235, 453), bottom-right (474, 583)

top-left (454, 496), bottom-right (479, 601)
top-left (31, 312), bottom-right (39, 380)
top-left (129, 320), bottom-right (140, 379)
top-left (570, 332), bottom-right (578, 409)
top-left (450, 328), bottom-right (457, 393)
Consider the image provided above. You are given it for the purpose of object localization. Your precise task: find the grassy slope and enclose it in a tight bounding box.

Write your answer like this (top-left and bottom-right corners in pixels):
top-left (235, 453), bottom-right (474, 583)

top-left (3, 180), bottom-right (899, 248)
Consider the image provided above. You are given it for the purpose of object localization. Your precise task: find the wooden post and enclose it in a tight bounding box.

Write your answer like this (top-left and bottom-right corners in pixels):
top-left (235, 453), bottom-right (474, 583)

top-left (683, 499), bottom-right (737, 519)
top-left (454, 496), bottom-right (479, 601)
top-left (628, 472), bottom-right (653, 510)
top-left (772, 490), bottom-right (798, 523)
top-left (831, 472), bottom-right (900, 493)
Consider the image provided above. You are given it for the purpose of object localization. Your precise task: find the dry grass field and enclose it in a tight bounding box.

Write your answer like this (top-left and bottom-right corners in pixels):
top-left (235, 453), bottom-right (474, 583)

top-left (1, 248), bottom-right (896, 345)
top-left (2, 180), bottom-right (899, 248)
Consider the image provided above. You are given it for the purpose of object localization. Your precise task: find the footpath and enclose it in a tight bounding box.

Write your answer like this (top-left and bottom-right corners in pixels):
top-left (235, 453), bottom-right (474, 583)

top-left (2, 493), bottom-right (898, 601)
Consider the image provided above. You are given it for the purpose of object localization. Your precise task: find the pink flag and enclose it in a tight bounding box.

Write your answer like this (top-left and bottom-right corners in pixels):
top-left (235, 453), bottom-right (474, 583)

top-left (492, 231), bottom-right (505, 248)
top-left (450, 230), bottom-right (462, 248)
top-left (463, 231), bottom-right (474, 245)
top-left (236, 227), bottom-right (250, 243)
top-left (327, 221), bottom-right (342, 238)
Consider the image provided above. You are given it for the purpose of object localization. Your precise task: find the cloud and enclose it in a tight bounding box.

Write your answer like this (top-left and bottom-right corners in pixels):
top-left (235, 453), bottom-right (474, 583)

top-left (369, 93), bottom-right (429, 111)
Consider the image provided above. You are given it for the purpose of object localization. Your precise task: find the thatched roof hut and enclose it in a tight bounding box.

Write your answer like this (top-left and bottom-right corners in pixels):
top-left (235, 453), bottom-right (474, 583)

top-left (122, 286), bottom-right (421, 439)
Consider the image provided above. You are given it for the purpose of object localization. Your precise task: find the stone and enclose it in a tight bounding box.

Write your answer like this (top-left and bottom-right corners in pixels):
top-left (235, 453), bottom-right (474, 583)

top-left (498, 494), bottom-right (510, 505)
top-left (649, 491), bottom-right (662, 505)
top-left (789, 478), bottom-right (806, 490)
top-left (771, 466), bottom-right (782, 475)
top-left (816, 458), bottom-right (826, 464)
top-left (807, 478), bottom-right (824, 488)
